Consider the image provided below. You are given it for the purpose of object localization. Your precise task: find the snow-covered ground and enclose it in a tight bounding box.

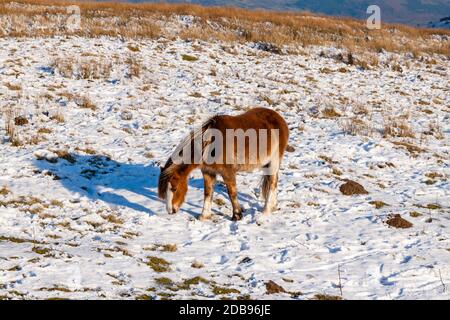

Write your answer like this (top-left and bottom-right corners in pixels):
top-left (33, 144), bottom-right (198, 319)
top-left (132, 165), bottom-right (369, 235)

top-left (0, 36), bottom-right (449, 300)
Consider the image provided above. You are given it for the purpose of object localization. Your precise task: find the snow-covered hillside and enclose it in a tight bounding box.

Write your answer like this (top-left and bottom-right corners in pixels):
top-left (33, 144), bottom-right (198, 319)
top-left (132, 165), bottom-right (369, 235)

top-left (0, 34), bottom-right (449, 300)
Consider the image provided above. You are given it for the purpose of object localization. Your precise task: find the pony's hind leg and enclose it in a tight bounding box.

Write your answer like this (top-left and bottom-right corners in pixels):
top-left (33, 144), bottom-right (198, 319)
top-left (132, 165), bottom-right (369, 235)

top-left (199, 171), bottom-right (216, 221)
top-left (261, 170), bottom-right (279, 215)
top-left (222, 173), bottom-right (242, 221)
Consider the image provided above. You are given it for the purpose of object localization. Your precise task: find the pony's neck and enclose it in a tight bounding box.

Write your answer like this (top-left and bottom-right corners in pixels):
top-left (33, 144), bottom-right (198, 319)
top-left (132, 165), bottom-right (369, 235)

top-left (178, 163), bottom-right (199, 179)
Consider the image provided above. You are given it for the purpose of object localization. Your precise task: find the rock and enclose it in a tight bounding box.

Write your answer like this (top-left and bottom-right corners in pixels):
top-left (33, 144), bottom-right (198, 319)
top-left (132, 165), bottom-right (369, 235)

top-left (386, 214), bottom-right (413, 229)
top-left (339, 180), bottom-right (368, 195)
top-left (265, 280), bottom-right (286, 294)
top-left (286, 145), bottom-right (295, 152)
top-left (14, 116), bottom-right (28, 126)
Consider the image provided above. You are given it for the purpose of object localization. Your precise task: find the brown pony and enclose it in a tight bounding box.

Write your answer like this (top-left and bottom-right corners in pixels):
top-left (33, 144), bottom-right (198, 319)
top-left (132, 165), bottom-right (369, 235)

top-left (158, 107), bottom-right (289, 221)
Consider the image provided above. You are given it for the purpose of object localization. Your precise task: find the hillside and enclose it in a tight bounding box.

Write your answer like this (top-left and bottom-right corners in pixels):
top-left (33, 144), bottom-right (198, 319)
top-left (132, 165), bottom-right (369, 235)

top-left (158, 0), bottom-right (450, 25)
top-left (1, 0), bottom-right (449, 57)
top-left (0, 1), bottom-right (449, 300)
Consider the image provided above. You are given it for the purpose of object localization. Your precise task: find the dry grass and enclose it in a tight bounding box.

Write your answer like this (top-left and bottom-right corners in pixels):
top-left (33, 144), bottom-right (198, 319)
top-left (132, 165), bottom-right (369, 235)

top-left (75, 95), bottom-right (96, 111)
top-left (391, 141), bottom-right (424, 155)
top-left (0, 186), bottom-right (10, 196)
top-left (321, 107), bottom-right (341, 118)
top-left (51, 110), bottom-right (65, 123)
top-left (4, 82), bottom-right (22, 91)
top-left (313, 294), bottom-right (342, 300)
top-left (181, 54), bottom-right (199, 62)
top-left (369, 201), bottom-right (389, 209)
top-left (340, 116), bottom-right (373, 136)
top-left (52, 57), bottom-right (112, 80)
top-left (2, 108), bottom-right (22, 146)
top-left (147, 256), bottom-right (171, 273)
top-left (423, 120), bottom-right (444, 140)
top-left (0, 1), bottom-right (448, 56)
top-left (383, 115), bottom-right (415, 138)
top-left (53, 150), bottom-right (76, 164)
top-left (37, 127), bottom-right (52, 134)
top-left (126, 55), bottom-right (141, 78)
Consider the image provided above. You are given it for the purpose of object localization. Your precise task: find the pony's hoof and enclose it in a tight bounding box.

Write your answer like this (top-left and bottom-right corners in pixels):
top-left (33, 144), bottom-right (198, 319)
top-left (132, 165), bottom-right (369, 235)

top-left (232, 212), bottom-right (243, 221)
top-left (199, 214), bottom-right (211, 221)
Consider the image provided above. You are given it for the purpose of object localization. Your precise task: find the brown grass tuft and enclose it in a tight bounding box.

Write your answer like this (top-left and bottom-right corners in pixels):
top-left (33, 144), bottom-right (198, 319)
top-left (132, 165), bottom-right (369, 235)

top-left (383, 116), bottom-right (415, 138)
top-left (313, 294), bottom-right (342, 300)
top-left (321, 107), bottom-right (341, 118)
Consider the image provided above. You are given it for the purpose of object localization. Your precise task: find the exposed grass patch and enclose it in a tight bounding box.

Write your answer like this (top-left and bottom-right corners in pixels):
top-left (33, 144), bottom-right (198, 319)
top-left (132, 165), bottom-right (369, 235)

top-left (409, 211), bottom-right (422, 218)
top-left (101, 213), bottom-right (124, 225)
top-left (391, 141), bottom-right (424, 155)
top-left (127, 44), bottom-right (140, 52)
top-left (155, 276), bottom-right (211, 292)
top-left (414, 203), bottom-right (441, 210)
top-left (383, 117), bottom-right (414, 138)
top-left (332, 167), bottom-right (342, 176)
top-left (181, 54), bottom-right (198, 62)
top-left (145, 243), bottom-right (177, 252)
top-left (4, 82), bottom-right (22, 91)
top-left (39, 286), bottom-right (72, 292)
top-left (321, 107), bottom-right (341, 119)
top-left (0, 235), bottom-right (44, 244)
top-left (189, 92), bottom-right (203, 98)
top-left (213, 198), bottom-right (226, 206)
top-left (0, 186), bottom-right (11, 196)
top-left (369, 201), bottom-right (388, 209)
top-left (155, 277), bottom-right (174, 287)
top-left (191, 261), bottom-right (204, 269)
top-left (212, 285), bottom-right (240, 295)
top-left (76, 96), bottom-right (97, 111)
top-left (54, 150), bottom-right (76, 164)
top-left (37, 127), bottom-right (52, 134)
top-left (313, 294), bottom-right (342, 300)
top-left (32, 246), bottom-right (51, 255)
top-left (147, 256), bottom-right (171, 272)
top-left (135, 294), bottom-right (152, 300)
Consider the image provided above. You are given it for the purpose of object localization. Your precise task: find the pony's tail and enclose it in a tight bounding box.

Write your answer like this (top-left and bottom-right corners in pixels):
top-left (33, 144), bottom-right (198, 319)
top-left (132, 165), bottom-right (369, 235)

top-left (261, 175), bottom-right (271, 200)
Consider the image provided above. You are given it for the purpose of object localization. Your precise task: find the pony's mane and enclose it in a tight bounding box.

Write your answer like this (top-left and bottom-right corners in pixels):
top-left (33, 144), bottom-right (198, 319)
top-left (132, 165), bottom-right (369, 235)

top-left (158, 116), bottom-right (218, 199)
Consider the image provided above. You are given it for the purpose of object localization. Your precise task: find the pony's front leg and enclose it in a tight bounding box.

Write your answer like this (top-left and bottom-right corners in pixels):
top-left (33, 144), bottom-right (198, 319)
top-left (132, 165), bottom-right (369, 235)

top-left (223, 173), bottom-right (242, 221)
top-left (199, 171), bottom-right (216, 221)
top-left (262, 173), bottom-right (279, 215)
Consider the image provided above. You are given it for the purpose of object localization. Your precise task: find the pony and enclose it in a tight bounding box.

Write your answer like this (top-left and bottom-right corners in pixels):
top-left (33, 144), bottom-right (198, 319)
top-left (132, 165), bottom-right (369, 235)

top-left (158, 107), bottom-right (289, 221)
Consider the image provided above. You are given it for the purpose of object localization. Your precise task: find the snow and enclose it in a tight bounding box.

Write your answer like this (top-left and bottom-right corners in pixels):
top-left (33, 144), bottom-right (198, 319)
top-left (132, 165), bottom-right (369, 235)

top-left (0, 35), bottom-right (449, 300)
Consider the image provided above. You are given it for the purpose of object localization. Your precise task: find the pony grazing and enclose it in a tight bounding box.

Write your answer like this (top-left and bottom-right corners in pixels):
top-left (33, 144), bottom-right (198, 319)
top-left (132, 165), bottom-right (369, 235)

top-left (158, 107), bottom-right (289, 221)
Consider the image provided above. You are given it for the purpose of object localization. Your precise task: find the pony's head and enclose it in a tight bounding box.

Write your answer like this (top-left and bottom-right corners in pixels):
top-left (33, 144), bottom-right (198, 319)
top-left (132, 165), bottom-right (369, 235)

top-left (158, 116), bottom-right (217, 214)
top-left (158, 160), bottom-right (188, 214)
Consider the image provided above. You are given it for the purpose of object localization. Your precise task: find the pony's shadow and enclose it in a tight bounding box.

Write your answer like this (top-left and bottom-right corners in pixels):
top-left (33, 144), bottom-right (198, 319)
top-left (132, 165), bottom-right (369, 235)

top-left (34, 153), bottom-right (259, 219)
top-left (33, 154), bottom-right (164, 215)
